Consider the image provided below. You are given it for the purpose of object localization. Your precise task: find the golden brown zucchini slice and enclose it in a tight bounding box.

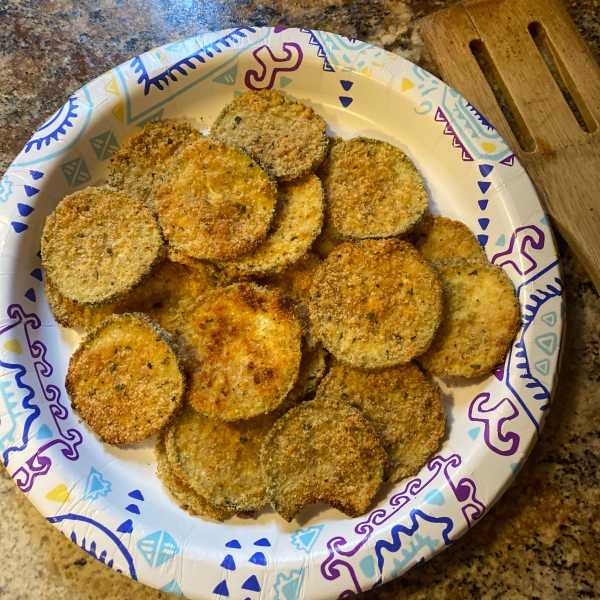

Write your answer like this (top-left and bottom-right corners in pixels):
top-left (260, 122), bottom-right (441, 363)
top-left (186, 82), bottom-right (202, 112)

top-left (177, 283), bottom-right (302, 421)
top-left (155, 138), bottom-right (277, 261)
top-left (410, 214), bottom-right (487, 262)
top-left (219, 173), bottom-right (324, 276)
top-left (318, 137), bottom-right (428, 238)
top-left (66, 313), bottom-right (185, 444)
top-left (44, 276), bottom-right (85, 328)
top-left (417, 259), bottom-right (521, 378)
top-left (211, 89), bottom-right (328, 181)
top-left (109, 119), bottom-right (200, 211)
top-left (309, 239), bottom-right (443, 368)
top-left (155, 431), bottom-right (234, 520)
top-left (315, 362), bottom-right (445, 482)
top-left (312, 227), bottom-right (344, 260)
top-left (84, 259), bottom-right (216, 333)
top-left (165, 404), bottom-right (276, 512)
top-left (279, 342), bottom-right (328, 412)
top-left (261, 398), bottom-right (387, 522)
top-left (41, 187), bottom-right (164, 306)
top-left (260, 252), bottom-right (322, 349)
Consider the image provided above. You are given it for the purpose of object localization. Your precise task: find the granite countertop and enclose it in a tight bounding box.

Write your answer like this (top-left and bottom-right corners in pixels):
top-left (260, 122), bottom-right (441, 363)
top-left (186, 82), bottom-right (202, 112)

top-left (1, 1), bottom-right (599, 598)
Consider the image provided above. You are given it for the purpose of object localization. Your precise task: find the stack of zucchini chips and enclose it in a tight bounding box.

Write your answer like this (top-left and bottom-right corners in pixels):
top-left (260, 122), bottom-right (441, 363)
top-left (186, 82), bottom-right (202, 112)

top-left (41, 89), bottom-right (520, 522)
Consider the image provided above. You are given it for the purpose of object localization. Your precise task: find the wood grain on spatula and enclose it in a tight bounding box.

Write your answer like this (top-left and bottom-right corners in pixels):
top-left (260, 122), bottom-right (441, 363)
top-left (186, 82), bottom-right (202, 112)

top-left (420, 0), bottom-right (600, 292)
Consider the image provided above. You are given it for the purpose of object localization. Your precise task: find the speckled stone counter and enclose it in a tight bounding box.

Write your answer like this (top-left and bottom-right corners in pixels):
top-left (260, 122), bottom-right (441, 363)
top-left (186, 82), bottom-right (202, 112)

top-left (1, 1), bottom-right (599, 599)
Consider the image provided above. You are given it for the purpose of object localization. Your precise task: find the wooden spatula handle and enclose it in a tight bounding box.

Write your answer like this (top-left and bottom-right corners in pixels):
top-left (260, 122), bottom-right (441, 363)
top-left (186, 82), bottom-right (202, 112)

top-left (420, 0), bottom-right (600, 292)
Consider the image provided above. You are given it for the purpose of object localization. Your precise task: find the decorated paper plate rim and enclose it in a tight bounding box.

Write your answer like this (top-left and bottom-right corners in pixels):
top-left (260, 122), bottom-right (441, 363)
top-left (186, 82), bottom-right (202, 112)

top-left (0, 27), bottom-right (564, 599)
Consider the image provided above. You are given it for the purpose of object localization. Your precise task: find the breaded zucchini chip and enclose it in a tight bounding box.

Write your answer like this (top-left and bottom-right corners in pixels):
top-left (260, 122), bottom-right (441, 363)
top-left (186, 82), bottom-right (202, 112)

top-left (44, 276), bottom-right (85, 328)
top-left (109, 120), bottom-right (200, 211)
top-left (166, 404), bottom-right (275, 512)
top-left (312, 227), bottom-right (343, 259)
top-left (178, 283), bottom-right (302, 421)
top-left (260, 252), bottom-right (322, 349)
top-left (417, 259), bottom-right (521, 378)
top-left (261, 398), bottom-right (387, 521)
top-left (310, 239), bottom-right (443, 368)
top-left (66, 314), bottom-right (185, 444)
top-left (219, 174), bottom-right (324, 276)
top-left (410, 214), bottom-right (487, 262)
top-left (279, 342), bottom-right (328, 412)
top-left (41, 187), bottom-right (164, 306)
top-left (155, 138), bottom-right (277, 261)
top-left (318, 137), bottom-right (428, 238)
top-left (315, 363), bottom-right (445, 482)
top-left (211, 89), bottom-right (328, 181)
top-left (84, 259), bottom-right (216, 332)
top-left (155, 431), bottom-right (234, 520)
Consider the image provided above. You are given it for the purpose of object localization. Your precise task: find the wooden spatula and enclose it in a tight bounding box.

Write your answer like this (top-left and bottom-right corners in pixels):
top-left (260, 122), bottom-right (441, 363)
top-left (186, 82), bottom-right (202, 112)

top-left (420, 0), bottom-right (600, 292)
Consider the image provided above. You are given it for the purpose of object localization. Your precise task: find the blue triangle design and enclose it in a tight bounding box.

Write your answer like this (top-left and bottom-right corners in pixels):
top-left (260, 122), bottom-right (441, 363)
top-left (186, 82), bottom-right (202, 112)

top-left (340, 79), bottom-right (353, 91)
top-left (137, 531), bottom-right (161, 566)
top-left (540, 216), bottom-right (549, 225)
top-left (535, 333), bottom-right (558, 356)
top-left (280, 76), bottom-right (292, 88)
top-left (17, 203), bottom-right (34, 216)
top-left (161, 579), bottom-right (184, 595)
top-left (24, 185), bottom-right (39, 197)
top-left (128, 489), bottom-right (145, 501)
top-left (29, 170), bottom-right (44, 180)
top-left (83, 467), bottom-right (112, 501)
top-left (249, 551), bottom-right (266, 566)
top-left (166, 41), bottom-right (186, 52)
top-left (339, 96), bottom-right (353, 108)
top-left (213, 64), bottom-right (238, 86)
top-left (125, 503), bottom-right (140, 514)
top-left (220, 554), bottom-right (236, 570)
top-left (479, 164), bottom-right (494, 177)
top-left (225, 539), bottom-right (241, 549)
top-left (534, 359), bottom-right (550, 376)
top-left (478, 218), bottom-right (490, 230)
top-left (468, 427), bottom-right (481, 440)
top-left (11, 222), bottom-right (28, 233)
top-left (477, 234), bottom-right (488, 246)
top-left (154, 531), bottom-right (179, 567)
top-left (510, 462), bottom-right (522, 474)
top-left (241, 575), bottom-right (261, 592)
top-left (89, 131), bottom-right (120, 161)
top-left (36, 250), bottom-right (41, 258)
top-left (117, 519), bottom-right (134, 534)
top-left (30, 268), bottom-right (43, 281)
top-left (496, 234), bottom-right (506, 246)
top-left (213, 580), bottom-right (230, 597)
top-left (478, 181), bottom-right (491, 194)
top-left (478, 199), bottom-right (488, 211)
top-left (37, 424), bottom-right (52, 439)
top-left (254, 538), bottom-right (271, 547)
top-left (90, 477), bottom-right (104, 493)
top-left (25, 288), bottom-right (36, 302)
top-left (541, 312), bottom-right (557, 327)
top-left (61, 157), bottom-right (91, 187)
top-left (281, 577), bottom-right (300, 600)
top-left (291, 525), bottom-right (323, 553)
top-left (234, 90), bottom-right (243, 98)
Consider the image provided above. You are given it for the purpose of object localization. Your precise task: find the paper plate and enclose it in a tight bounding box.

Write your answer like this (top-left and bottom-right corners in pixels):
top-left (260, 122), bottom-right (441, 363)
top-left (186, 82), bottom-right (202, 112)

top-left (0, 27), bottom-right (564, 599)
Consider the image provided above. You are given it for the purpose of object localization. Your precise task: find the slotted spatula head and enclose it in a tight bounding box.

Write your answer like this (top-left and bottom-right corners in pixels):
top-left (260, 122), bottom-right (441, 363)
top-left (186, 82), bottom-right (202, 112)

top-left (420, 0), bottom-right (600, 292)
